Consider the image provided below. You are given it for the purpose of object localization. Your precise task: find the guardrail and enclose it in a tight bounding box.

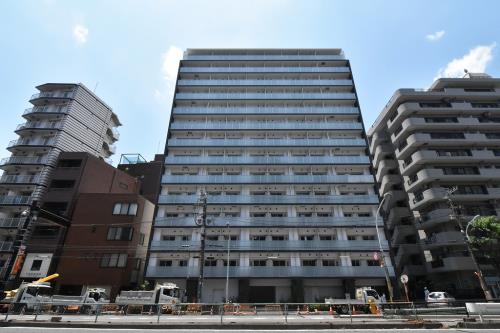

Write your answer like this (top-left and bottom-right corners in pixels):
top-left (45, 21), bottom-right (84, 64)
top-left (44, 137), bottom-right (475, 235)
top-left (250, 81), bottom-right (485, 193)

top-left (2, 300), bottom-right (499, 325)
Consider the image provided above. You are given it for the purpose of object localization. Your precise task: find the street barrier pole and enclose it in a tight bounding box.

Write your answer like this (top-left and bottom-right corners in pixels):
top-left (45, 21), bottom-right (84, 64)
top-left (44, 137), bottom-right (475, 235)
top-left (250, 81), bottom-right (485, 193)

top-left (220, 304), bottom-right (223, 324)
top-left (157, 303), bottom-right (161, 323)
top-left (284, 304), bottom-right (287, 323)
top-left (94, 304), bottom-right (100, 323)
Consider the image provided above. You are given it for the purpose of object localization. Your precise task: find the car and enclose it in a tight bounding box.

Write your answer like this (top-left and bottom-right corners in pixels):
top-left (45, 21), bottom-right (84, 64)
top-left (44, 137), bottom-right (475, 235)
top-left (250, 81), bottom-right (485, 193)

top-left (426, 291), bottom-right (456, 306)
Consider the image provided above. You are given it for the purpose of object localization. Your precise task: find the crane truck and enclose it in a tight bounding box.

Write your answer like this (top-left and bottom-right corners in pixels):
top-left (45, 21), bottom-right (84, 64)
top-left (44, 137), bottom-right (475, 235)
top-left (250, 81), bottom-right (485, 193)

top-left (324, 287), bottom-right (381, 314)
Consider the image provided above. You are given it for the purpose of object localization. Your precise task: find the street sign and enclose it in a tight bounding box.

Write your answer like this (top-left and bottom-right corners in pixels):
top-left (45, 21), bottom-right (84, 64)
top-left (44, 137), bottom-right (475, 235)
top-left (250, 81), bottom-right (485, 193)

top-left (400, 274), bottom-right (409, 284)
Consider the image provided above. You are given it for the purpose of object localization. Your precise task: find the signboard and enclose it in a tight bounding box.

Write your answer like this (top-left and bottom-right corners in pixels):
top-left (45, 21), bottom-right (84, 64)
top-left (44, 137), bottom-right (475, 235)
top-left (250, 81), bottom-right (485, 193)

top-left (19, 253), bottom-right (53, 279)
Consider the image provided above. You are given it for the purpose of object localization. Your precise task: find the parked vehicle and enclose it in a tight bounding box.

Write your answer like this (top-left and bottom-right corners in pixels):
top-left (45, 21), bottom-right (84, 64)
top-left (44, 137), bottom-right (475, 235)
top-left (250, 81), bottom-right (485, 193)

top-left (51, 288), bottom-right (110, 313)
top-left (325, 287), bottom-right (381, 314)
top-left (426, 291), bottom-right (456, 306)
top-left (115, 283), bottom-right (180, 307)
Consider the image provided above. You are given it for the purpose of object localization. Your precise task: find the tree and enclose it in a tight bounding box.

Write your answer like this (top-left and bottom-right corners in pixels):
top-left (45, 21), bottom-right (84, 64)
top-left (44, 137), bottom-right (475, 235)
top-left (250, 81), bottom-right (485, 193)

top-left (468, 216), bottom-right (500, 272)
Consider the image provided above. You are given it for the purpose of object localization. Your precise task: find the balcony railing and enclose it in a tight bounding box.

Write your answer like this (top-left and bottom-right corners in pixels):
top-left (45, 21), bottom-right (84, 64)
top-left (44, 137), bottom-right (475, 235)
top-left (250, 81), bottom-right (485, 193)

top-left (179, 66), bottom-right (351, 73)
top-left (0, 241), bottom-right (14, 252)
top-left (167, 138), bottom-right (367, 147)
top-left (158, 194), bottom-right (379, 205)
top-left (165, 155), bottom-right (370, 166)
top-left (183, 54), bottom-right (345, 61)
top-left (169, 121), bottom-right (362, 131)
top-left (7, 137), bottom-right (56, 148)
top-left (150, 239), bottom-right (388, 252)
top-left (0, 156), bottom-right (49, 166)
top-left (0, 217), bottom-right (26, 228)
top-left (175, 92), bottom-right (356, 100)
top-left (30, 91), bottom-right (75, 100)
top-left (177, 79), bottom-right (353, 86)
top-left (154, 216), bottom-right (378, 228)
top-left (173, 106), bottom-right (359, 115)
top-left (162, 174), bottom-right (374, 185)
top-left (23, 106), bottom-right (69, 116)
top-left (146, 265), bottom-right (393, 278)
top-left (16, 122), bottom-right (63, 131)
top-left (0, 195), bottom-right (32, 205)
top-left (0, 174), bottom-right (41, 184)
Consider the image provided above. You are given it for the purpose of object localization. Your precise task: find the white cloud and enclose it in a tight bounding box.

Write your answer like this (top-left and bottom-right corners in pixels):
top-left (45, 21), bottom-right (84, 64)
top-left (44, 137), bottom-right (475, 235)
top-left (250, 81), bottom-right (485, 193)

top-left (73, 24), bottom-right (89, 44)
top-left (161, 46), bottom-right (183, 83)
top-left (426, 30), bottom-right (445, 42)
top-left (434, 43), bottom-right (496, 81)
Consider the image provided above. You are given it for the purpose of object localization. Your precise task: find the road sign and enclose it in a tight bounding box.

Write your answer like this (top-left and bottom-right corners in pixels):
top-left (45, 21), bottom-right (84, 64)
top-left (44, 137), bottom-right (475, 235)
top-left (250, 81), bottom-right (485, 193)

top-left (400, 274), bottom-right (409, 284)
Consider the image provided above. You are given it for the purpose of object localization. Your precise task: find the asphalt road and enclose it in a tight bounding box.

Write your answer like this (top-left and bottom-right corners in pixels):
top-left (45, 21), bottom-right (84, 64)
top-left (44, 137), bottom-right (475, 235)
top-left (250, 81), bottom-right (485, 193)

top-left (2, 329), bottom-right (500, 333)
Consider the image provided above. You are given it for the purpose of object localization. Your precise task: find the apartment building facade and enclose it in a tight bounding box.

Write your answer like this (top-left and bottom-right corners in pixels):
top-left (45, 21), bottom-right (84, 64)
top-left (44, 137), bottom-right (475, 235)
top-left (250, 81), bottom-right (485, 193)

top-left (0, 83), bottom-right (120, 286)
top-left (147, 48), bottom-right (393, 303)
top-left (368, 73), bottom-right (500, 298)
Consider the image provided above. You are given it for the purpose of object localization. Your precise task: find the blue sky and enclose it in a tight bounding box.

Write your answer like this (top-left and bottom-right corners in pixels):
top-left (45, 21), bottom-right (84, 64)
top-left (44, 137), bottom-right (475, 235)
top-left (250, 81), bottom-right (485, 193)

top-left (1, 0), bottom-right (499, 163)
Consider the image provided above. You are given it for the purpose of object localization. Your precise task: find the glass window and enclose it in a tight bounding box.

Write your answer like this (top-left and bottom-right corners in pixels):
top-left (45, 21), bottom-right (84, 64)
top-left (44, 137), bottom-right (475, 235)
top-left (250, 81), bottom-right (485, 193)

top-left (120, 204), bottom-right (129, 215)
top-left (30, 259), bottom-right (43, 271)
top-left (113, 203), bottom-right (121, 215)
top-left (128, 203), bottom-right (138, 216)
top-left (117, 254), bottom-right (127, 267)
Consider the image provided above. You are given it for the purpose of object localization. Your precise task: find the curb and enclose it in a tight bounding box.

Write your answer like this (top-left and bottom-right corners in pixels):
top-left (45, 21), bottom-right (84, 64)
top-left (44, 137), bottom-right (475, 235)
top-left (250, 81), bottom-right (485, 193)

top-left (0, 320), bottom-right (443, 330)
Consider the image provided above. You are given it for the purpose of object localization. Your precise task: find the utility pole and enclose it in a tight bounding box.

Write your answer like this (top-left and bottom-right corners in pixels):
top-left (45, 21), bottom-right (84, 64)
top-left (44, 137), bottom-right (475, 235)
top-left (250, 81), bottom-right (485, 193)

top-left (446, 188), bottom-right (493, 300)
top-left (195, 191), bottom-right (208, 303)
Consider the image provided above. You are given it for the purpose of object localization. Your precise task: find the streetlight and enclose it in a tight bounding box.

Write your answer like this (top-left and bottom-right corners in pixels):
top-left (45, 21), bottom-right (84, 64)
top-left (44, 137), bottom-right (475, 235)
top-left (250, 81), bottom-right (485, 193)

top-left (225, 222), bottom-right (230, 303)
top-left (465, 215), bottom-right (493, 301)
top-left (375, 192), bottom-right (394, 302)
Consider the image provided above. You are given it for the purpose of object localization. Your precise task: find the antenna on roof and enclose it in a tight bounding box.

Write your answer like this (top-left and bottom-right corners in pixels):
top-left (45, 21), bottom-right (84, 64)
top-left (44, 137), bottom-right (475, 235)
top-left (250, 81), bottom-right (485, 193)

top-left (94, 82), bottom-right (99, 93)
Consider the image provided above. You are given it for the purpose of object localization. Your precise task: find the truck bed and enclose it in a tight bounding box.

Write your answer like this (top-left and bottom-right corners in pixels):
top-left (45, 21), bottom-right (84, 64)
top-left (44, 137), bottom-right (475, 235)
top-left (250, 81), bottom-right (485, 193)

top-left (115, 291), bottom-right (155, 304)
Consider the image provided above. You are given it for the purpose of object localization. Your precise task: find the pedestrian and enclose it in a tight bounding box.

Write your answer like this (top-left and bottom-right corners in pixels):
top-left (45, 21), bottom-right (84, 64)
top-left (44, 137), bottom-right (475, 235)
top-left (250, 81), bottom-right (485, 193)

top-left (424, 287), bottom-right (430, 300)
top-left (380, 293), bottom-right (387, 303)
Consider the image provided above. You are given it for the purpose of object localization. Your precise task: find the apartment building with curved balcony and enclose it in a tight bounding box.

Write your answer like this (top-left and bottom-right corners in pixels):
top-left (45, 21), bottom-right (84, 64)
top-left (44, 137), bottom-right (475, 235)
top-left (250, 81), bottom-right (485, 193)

top-left (368, 73), bottom-right (500, 298)
top-left (147, 48), bottom-right (393, 303)
top-left (0, 83), bottom-right (120, 286)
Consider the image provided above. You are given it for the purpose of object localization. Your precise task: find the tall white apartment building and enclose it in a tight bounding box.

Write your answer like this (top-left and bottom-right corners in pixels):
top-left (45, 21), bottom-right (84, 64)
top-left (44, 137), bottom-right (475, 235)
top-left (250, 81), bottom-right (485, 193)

top-left (368, 73), bottom-right (500, 298)
top-left (147, 49), bottom-right (393, 303)
top-left (0, 83), bottom-right (120, 285)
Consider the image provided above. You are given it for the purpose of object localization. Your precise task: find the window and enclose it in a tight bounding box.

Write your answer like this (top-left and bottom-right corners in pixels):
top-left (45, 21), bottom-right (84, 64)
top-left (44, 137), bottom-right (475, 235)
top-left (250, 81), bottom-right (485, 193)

top-left (441, 166), bottom-right (479, 175)
top-left (49, 179), bottom-right (75, 189)
top-left (436, 149), bottom-right (471, 157)
top-left (252, 260), bottom-right (267, 266)
top-left (362, 235), bottom-right (376, 241)
top-left (179, 260), bottom-right (188, 267)
top-left (486, 133), bottom-right (500, 139)
top-left (100, 254), bottom-right (128, 268)
top-left (419, 102), bottom-right (451, 108)
top-left (320, 235), bottom-right (335, 241)
top-left (112, 203), bottom-right (138, 216)
top-left (272, 235), bottom-right (286, 241)
top-left (471, 102), bottom-right (499, 108)
top-left (367, 260), bottom-right (379, 266)
top-left (162, 235), bottom-right (176, 241)
top-left (347, 235), bottom-right (356, 241)
top-left (300, 235), bottom-right (314, 241)
top-left (223, 260), bottom-right (238, 266)
top-left (159, 260), bottom-right (172, 267)
top-left (107, 227), bottom-right (133, 241)
top-left (430, 133), bottom-right (465, 139)
top-left (204, 260), bottom-right (217, 267)
top-left (272, 260), bottom-right (287, 266)
top-left (252, 235), bottom-right (266, 241)
top-left (424, 117), bottom-right (458, 123)
top-left (322, 260), bottom-right (338, 266)
top-left (30, 260), bottom-right (43, 271)
top-left (302, 260), bottom-right (316, 266)
top-left (351, 259), bottom-right (361, 266)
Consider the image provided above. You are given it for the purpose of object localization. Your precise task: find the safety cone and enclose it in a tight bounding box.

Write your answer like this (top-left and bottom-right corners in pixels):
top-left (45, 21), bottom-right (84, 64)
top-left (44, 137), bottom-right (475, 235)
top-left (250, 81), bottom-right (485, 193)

top-left (352, 305), bottom-right (357, 315)
top-left (329, 306), bottom-right (334, 315)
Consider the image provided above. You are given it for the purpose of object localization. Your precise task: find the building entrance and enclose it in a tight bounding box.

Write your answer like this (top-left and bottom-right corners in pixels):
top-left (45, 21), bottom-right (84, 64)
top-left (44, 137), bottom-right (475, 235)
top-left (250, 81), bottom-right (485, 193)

top-left (248, 286), bottom-right (275, 303)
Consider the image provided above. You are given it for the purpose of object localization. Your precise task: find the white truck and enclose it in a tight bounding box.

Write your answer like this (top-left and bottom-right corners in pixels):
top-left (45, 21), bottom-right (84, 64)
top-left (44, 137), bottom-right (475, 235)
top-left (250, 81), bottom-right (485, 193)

top-left (115, 283), bottom-right (180, 308)
top-left (325, 287), bottom-right (381, 314)
top-left (3, 283), bottom-right (109, 313)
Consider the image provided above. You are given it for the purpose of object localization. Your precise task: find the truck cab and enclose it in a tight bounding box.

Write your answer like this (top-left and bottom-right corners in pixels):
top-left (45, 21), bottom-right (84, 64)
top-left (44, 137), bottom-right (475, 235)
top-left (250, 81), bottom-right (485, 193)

top-left (11, 282), bottom-right (52, 311)
top-left (154, 284), bottom-right (180, 304)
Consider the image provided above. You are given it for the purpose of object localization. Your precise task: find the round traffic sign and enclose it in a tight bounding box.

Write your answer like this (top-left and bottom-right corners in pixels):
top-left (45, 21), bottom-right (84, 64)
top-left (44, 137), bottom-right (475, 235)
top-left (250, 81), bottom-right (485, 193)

top-left (400, 274), bottom-right (409, 284)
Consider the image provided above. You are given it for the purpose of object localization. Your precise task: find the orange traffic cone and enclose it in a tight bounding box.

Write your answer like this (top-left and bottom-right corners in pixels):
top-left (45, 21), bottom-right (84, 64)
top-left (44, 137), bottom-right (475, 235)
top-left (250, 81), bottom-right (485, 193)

top-left (329, 306), bottom-right (334, 315)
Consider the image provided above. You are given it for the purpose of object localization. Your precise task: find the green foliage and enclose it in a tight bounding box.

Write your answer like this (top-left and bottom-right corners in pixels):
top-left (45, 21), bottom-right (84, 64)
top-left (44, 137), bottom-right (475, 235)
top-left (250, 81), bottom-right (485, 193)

top-left (469, 216), bottom-right (500, 270)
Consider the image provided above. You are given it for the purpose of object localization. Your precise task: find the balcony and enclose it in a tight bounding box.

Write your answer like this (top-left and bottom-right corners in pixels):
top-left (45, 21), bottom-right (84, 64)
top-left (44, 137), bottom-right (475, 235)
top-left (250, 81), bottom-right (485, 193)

top-left (0, 195), bottom-right (31, 206)
top-left (390, 224), bottom-right (415, 245)
top-left (394, 244), bottom-right (421, 268)
top-left (162, 174), bottom-right (374, 185)
top-left (379, 174), bottom-right (401, 194)
top-left (396, 133), bottom-right (500, 160)
top-left (30, 91), bottom-right (75, 102)
top-left (385, 207), bottom-right (412, 230)
top-left (179, 66), bottom-right (351, 73)
top-left (419, 208), bottom-right (452, 228)
top-left (175, 92), bottom-right (357, 100)
top-left (0, 174), bottom-right (41, 185)
top-left (372, 144), bottom-right (394, 168)
top-left (183, 54), bottom-right (345, 61)
top-left (23, 105), bottom-right (70, 117)
top-left (149, 239), bottom-right (388, 252)
top-left (410, 187), bottom-right (500, 210)
top-left (0, 217), bottom-right (26, 228)
top-left (15, 121), bottom-right (63, 132)
top-left (422, 231), bottom-right (465, 247)
top-left (169, 121), bottom-right (362, 131)
top-left (173, 106), bottom-right (360, 115)
top-left (165, 155), bottom-right (370, 166)
top-left (0, 241), bottom-right (14, 252)
top-left (375, 159), bottom-right (398, 180)
top-left (427, 256), bottom-right (475, 273)
top-left (154, 216), bottom-right (378, 228)
top-left (405, 167), bottom-right (500, 192)
top-left (401, 150), bottom-right (499, 176)
top-left (177, 79), bottom-right (353, 87)
top-left (146, 265), bottom-right (394, 279)
top-left (167, 138), bottom-right (367, 148)
top-left (7, 137), bottom-right (56, 150)
top-left (158, 194), bottom-right (379, 205)
top-left (0, 156), bottom-right (49, 167)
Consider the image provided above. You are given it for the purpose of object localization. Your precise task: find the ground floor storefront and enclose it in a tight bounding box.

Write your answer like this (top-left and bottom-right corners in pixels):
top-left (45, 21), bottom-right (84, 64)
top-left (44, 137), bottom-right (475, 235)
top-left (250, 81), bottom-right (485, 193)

top-left (156, 278), bottom-right (387, 303)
